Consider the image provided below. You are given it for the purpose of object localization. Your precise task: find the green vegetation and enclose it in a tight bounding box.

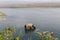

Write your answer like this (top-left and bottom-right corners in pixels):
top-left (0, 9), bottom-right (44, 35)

top-left (36, 31), bottom-right (58, 40)
top-left (0, 24), bottom-right (58, 40)
top-left (0, 12), bottom-right (6, 16)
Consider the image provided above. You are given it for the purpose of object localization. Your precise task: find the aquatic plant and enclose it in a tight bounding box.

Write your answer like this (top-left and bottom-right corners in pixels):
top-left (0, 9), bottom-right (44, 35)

top-left (0, 23), bottom-right (58, 40)
top-left (3, 25), bottom-right (16, 40)
top-left (0, 28), bottom-right (58, 40)
top-left (0, 32), bottom-right (5, 40)
top-left (14, 37), bottom-right (20, 40)
top-left (0, 12), bottom-right (6, 16)
top-left (36, 31), bottom-right (58, 40)
top-left (0, 12), bottom-right (6, 21)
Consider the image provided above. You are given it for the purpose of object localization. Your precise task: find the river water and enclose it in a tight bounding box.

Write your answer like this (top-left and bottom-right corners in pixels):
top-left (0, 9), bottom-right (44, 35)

top-left (0, 8), bottom-right (60, 40)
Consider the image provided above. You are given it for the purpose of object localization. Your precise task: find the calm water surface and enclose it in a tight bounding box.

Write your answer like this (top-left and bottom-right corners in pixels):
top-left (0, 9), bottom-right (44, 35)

top-left (0, 8), bottom-right (60, 40)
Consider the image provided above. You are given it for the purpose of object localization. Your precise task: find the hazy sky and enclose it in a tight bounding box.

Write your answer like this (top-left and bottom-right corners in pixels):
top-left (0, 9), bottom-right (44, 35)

top-left (0, 0), bottom-right (60, 4)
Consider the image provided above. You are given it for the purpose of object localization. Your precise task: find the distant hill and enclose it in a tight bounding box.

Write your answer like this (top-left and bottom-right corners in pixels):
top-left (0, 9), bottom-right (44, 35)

top-left (0, 3), bottom-right (60, 8)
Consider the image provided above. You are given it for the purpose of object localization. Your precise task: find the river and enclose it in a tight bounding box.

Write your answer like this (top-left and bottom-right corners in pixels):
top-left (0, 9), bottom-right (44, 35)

top-left (0, 8), bottom-right (60, 40)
